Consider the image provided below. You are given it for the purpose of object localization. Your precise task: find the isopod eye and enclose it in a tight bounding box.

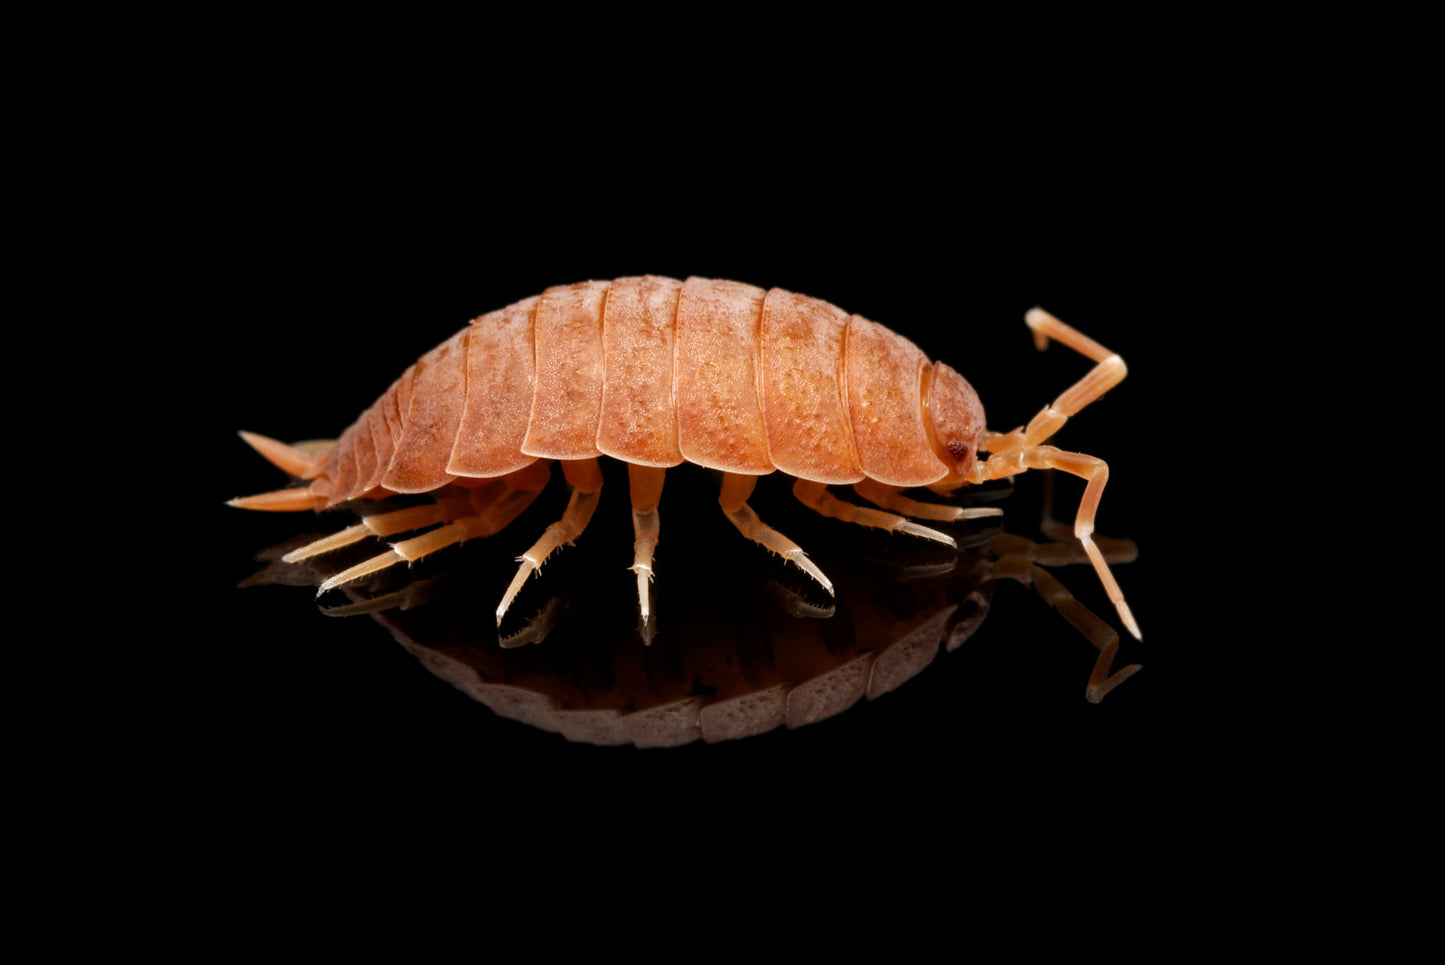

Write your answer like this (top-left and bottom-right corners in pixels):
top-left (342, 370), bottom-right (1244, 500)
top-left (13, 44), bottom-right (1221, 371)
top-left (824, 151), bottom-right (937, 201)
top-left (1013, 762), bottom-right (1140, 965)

top-left (926, 362), bottom-right (986, 483)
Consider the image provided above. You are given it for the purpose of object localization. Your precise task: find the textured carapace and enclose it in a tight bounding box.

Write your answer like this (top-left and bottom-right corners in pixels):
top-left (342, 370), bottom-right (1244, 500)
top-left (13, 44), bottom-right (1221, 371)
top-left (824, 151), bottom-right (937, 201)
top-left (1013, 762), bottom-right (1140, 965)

top-left (297, 276), bottom-right (986, 506)
top-left (232, 275), bottom-right (1139, 698)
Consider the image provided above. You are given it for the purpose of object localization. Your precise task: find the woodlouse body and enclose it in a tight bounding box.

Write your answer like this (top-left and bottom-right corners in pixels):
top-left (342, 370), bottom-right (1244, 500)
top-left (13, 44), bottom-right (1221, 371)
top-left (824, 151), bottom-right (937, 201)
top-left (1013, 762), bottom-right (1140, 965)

top-left (233, 275), bottom-right (1140, 698)
top-left (307, 275), bottom-right (985, 505)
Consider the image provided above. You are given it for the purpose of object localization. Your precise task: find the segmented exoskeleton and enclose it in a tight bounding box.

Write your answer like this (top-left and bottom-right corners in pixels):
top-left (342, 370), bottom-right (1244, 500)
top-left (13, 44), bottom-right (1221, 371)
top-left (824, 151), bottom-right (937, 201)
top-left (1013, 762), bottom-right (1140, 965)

top-left (232, 275), bottom-right (1139, 681)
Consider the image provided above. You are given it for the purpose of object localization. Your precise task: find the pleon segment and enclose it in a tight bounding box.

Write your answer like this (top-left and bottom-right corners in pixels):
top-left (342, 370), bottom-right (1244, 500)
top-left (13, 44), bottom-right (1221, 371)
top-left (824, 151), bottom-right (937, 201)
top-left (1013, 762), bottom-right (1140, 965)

top-left (327, 424), bottom-right (362, 507)
top-left (384, 368), bottom-right (412, 452)
top-left (361, 403), bottom-right (393, 493)
top-left (351, 405), bottom-right (381, 497)
top-left (381, 329), bottom-right (468, 494)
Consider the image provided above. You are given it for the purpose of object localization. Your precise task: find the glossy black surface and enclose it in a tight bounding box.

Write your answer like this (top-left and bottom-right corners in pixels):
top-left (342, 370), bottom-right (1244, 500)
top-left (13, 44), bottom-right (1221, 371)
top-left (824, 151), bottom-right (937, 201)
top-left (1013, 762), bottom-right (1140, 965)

top-left (185, 163), bottom-right (1211, 841)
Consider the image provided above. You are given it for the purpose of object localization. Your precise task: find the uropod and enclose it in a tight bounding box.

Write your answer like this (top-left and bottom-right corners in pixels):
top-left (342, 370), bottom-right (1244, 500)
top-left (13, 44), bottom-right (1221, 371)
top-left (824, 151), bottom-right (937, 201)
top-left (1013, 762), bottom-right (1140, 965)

top-left (231, 276), bottom-right (1140, 664)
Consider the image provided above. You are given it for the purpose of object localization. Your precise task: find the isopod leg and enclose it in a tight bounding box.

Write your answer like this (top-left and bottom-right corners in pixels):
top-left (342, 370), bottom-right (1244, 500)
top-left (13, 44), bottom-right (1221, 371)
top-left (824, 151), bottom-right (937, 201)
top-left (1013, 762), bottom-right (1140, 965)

top-left (496, 458), bottom-right (603, 626)
top-left (315, 463), bottom-right (551, 597)
top-left (992, 548), bottom-right (1141, 702)
top-left (719, 473), bottom-right (833, 595)
top-left (628, 465), bottom-right (666, 632)
top-left (793, 479), bottom-right (956, 547)
top-left (283, 496), bottom-right (477, 562)
top-left (973, 445), bottom-right (1139, 640)
top-left (963, 309), bottom-right (1138, 639)
top-left (850, 478), bottom-right (1003, 523)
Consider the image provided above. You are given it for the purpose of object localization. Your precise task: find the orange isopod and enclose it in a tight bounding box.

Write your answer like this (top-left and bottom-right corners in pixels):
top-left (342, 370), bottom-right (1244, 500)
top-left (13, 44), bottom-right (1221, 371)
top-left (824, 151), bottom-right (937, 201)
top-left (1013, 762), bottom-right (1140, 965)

top-left (231, 275), bottom-right (1139, 646)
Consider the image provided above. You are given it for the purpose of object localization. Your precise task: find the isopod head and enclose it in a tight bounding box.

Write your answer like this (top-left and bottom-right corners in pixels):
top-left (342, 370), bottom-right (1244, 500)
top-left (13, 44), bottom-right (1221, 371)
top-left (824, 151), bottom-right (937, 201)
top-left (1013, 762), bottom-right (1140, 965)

top-left (924, 362), bottom-right (987, 493)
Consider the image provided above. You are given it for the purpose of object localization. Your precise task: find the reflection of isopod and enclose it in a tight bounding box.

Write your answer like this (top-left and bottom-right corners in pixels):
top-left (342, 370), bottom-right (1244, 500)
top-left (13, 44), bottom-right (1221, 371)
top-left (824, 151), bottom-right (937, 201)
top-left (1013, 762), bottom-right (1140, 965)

top-left (231, 275), bottom-right (1139, 654)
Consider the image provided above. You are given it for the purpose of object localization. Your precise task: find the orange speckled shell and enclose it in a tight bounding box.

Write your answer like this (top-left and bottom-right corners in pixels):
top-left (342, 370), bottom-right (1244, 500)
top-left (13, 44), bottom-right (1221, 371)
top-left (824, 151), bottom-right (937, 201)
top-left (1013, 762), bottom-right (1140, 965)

top-left (448, 296), bottom-right (539, 477)
top-left (674, 277), bottom-right (772, 474)
top-left (521, 281), bottom-right (610, 460)
top-left (846, 315), bottom-right (943, 487)
top-left (760, 288), bottom-right (862, 484)
top-left (312, 277), bottom-right (972, 503)
top-left (597, 276), bottom-right (684, 467)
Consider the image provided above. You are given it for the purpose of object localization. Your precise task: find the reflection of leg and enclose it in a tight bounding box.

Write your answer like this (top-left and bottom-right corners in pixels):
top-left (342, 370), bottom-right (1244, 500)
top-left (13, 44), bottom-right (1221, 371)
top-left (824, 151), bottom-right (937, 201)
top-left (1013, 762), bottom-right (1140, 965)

top-left (793, 479), bottom-right (956, 546)
top-left (993, 543), bottom-right (1141, 702)
top-left (629, 464), bottom-right (666, 627)
top-left (851, 478), bottom-right (1003, 523)
top-left (1040, 572), bottom-right (1140, 703)
top-left (496, 458), bottom-right (603, 626)
top-left (1038, 469), bottom-right (1071, 542)
top-left (719, 472), bottom-right (832, 595)
top-left (991, 531), bottom-right (1137, 569)
top-left (315, 461), bottom-right (553, 596)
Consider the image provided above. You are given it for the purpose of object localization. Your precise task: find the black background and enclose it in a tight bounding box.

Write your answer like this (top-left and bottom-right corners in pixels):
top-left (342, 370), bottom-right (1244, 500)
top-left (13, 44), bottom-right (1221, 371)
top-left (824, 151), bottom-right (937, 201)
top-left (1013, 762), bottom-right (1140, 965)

top-left (178, 112), bottom-right (1235, 842)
